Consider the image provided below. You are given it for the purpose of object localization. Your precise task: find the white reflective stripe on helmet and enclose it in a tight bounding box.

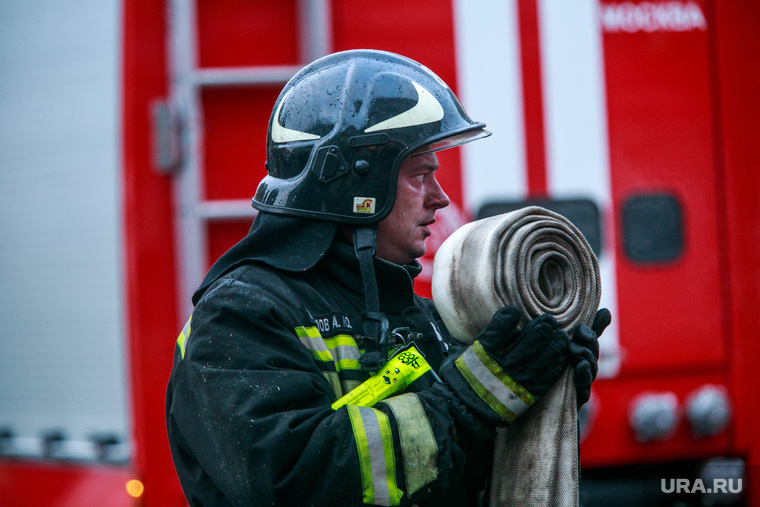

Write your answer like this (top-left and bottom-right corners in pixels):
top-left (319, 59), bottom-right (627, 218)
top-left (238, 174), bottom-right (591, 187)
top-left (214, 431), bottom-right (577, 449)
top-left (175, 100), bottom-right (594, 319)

top-left (365, 81), bottom-right (444, 133)
top-left (271, 87), bottom-right (321, 143)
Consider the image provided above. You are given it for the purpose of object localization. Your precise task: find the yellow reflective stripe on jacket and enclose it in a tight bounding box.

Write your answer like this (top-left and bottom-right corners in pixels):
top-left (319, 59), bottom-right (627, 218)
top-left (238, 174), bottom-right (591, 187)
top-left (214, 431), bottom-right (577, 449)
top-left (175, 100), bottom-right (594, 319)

top-left (323, 371), bottom-right (342, 399)
top-left (296, 325), bottom-right (363, 400)
top-left (176, 316), bottom-right (192, 359)
top-left (323, 334), bottom-right (361, 371)
top-left (295, 326), bottom-right (361, 372)
top-left (295, 326), bottom-right (333, 362)
top-left (347, 405), bottom-right (404, 506)
top-left (382, 394), bottom-right (438, 496)
top-left (455, 340), bottom-right (535, 422)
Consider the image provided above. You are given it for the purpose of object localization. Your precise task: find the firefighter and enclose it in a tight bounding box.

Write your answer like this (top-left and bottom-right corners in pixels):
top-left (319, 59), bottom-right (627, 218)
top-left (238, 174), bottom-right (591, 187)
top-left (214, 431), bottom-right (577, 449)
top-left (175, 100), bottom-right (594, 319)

top-left (165, 49), bottom-right (609, 506)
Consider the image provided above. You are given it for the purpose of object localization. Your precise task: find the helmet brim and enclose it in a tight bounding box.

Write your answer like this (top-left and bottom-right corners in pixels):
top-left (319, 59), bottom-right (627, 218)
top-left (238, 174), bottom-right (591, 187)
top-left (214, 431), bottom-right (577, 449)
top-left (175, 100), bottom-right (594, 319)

top-left (410, 127), bottom-right (492, 156)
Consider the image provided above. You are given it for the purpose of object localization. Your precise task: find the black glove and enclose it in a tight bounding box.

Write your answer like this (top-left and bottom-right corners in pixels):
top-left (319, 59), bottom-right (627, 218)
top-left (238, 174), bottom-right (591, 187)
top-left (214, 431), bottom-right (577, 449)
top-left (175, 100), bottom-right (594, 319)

top-left (441, 306), bottom-right (569, 427)
top-left (478, 306), bottom-right (570, 399)
top-left (570, 308), bottom-right (611, 407)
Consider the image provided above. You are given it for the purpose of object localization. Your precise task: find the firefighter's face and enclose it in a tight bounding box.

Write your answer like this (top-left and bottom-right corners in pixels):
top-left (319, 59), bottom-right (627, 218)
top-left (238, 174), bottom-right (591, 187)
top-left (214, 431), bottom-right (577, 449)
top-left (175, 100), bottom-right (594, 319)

top-left (376, 153), bottom-right (450, 265)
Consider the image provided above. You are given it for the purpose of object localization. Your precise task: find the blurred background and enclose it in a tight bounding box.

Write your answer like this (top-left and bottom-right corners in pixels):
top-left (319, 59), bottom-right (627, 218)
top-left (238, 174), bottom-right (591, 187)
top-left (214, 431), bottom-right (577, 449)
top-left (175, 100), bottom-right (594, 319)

top-left (1, 0), bottom-right (758, 505)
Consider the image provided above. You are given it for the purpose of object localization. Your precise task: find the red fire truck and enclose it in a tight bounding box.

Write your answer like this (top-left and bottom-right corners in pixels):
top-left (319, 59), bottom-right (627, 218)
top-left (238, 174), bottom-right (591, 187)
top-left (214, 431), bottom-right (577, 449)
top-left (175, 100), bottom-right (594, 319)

top-left (0, 0), bottom-right (758, 505)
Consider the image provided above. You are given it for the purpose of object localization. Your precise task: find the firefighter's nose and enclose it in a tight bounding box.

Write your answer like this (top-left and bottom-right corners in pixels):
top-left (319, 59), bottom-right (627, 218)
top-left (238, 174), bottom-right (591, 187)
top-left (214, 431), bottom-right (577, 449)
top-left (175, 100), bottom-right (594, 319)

top-left (427, 176), bottom-right (450, 210)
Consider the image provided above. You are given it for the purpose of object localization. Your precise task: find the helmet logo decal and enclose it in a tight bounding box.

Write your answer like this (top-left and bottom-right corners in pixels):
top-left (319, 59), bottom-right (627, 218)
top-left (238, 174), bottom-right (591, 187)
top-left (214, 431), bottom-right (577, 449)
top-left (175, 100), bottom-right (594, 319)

top-left (271, 88), bottom-right (321, 143)
top-left (365, 81), bottom-right (444, 133)
top-left (353, 197), bottom-right (376, 214)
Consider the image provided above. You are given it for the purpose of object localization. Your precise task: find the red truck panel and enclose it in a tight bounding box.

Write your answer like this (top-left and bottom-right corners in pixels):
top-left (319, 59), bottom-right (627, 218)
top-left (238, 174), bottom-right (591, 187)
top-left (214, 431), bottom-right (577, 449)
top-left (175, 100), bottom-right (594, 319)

top-left (603, 0), bottom-right (725, 375)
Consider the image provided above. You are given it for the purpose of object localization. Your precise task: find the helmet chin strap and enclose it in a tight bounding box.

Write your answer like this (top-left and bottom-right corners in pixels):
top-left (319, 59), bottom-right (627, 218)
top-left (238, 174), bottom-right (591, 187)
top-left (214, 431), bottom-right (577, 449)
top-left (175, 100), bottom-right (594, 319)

top-left (353, 226), bottom-right (389, 372)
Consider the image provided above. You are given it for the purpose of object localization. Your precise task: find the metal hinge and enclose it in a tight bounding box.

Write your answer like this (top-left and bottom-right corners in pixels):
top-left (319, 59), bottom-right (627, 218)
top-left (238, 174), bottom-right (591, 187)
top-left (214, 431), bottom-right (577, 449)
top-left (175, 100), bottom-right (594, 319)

top-left (150, 99), bottom-right (183, 173)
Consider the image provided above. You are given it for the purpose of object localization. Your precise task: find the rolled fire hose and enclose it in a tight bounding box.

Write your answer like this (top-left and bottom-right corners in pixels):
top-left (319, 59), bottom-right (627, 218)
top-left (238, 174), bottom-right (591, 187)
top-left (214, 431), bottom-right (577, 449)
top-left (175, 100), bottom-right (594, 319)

top-left (432, 206), bottom-right (601, 507)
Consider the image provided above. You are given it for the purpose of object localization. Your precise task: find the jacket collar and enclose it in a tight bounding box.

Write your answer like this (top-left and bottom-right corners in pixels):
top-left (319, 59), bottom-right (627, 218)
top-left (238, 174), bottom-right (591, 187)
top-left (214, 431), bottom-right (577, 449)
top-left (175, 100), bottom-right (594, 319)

top-left (317, 240), bottom-right (421, 315)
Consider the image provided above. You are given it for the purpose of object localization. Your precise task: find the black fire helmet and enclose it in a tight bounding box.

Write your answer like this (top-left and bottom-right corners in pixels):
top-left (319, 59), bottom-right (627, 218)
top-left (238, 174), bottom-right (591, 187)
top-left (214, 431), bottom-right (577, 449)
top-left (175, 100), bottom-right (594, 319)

top-left (252, 48), bottom-right (490, 223)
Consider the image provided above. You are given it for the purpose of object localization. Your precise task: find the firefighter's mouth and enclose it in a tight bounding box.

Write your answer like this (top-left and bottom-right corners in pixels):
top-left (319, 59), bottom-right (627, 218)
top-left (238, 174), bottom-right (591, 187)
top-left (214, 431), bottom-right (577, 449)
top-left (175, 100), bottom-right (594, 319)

top-left (420, 219), bottom-right (435, 237)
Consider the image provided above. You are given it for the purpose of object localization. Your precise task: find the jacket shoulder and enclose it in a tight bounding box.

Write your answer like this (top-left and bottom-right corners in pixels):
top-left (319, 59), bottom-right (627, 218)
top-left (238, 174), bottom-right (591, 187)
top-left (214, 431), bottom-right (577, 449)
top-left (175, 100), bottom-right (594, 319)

top-left (197, 263), bottom-right (305, 306)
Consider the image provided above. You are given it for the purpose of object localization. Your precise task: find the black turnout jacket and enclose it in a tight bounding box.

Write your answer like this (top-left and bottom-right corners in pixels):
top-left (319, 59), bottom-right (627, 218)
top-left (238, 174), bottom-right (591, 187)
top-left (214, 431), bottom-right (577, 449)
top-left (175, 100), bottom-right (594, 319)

top-left (166, 236), bottom-right (493, 506)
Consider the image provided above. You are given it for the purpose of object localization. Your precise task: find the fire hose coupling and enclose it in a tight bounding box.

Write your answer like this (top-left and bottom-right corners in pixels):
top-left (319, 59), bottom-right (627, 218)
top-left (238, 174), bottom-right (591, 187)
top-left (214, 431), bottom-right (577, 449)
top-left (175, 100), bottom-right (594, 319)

top-left (332, 343), bottom-right (440, 410)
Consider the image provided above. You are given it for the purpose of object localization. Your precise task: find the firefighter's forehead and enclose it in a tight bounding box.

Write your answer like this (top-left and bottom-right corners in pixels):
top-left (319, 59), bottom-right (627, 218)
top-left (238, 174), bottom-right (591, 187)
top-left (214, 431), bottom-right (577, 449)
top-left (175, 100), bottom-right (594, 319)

top-left (400, 153), bottom-right (439, 174)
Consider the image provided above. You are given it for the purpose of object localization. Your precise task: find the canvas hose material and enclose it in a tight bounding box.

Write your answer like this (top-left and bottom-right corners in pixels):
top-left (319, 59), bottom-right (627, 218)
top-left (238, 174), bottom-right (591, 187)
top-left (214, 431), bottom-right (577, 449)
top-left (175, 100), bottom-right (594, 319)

top-left (432, 206), bottom-right (601, 507)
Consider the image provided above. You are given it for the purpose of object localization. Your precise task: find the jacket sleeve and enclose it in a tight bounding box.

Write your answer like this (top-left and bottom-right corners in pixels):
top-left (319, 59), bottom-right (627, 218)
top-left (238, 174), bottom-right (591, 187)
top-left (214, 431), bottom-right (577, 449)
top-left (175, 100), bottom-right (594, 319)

top-left (166, 277), bottom-right (473, 506)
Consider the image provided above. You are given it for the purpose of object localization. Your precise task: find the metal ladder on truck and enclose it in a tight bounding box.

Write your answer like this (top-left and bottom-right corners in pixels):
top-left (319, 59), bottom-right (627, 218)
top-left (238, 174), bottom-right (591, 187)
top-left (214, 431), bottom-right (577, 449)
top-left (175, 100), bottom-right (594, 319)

top-left (154, 0), bottom-right (333, 318)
